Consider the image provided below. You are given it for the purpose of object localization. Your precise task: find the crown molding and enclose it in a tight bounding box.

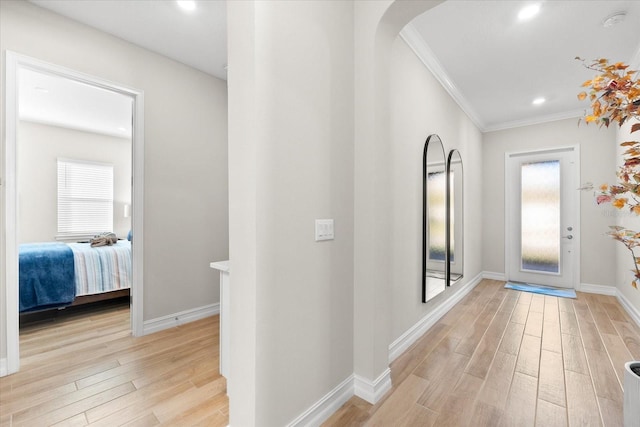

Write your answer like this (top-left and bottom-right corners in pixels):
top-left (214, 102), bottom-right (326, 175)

top-left (482, 108), bottom-right (585, 133)
top-left (398, 23), bottom-right (621, 134)
top-left (399, 24), bottom-right (486, 131)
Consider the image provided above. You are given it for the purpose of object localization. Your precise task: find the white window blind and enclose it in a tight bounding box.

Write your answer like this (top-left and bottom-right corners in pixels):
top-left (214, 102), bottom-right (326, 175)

top-left (57, 158), bottom-right (114, 237)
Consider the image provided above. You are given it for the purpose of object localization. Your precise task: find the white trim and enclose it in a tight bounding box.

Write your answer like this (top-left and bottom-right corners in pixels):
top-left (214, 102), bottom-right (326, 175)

top-left (286, 375), bottom-right (354, 427)
top-left (142, 303), bottom-right (220, 335)
top-left (388, 272), bottom-right (482, 363)
top-left (354, 368), bottom-right (392, 405)
top-left (3, 52), bottom-right (145, 375)
top-left (577, 283), bottom-right (617, 296)
top-left (483, 109), bottom-right (584, 133)
top-left (399, 25), bottom-right (585, 134)
top-left (617, 291), bottom-right (640, 328)
top-left (482, 271), bottom-right (506, 281)
top-left (0, 358), bottom-right (7, 377)
top-left (4, 51), bottom-right (20, 376)
top-left (399, 25), bottom-right (484, 131)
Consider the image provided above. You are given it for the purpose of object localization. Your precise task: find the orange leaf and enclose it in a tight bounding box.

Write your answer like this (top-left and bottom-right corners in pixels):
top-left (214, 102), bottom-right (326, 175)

top-left (585, 115), bottom-right (598, 123)
top-left (613, 198), bottom-right (627, 209)
top-left (632, 281), bottom-right (637, 289)
top-left (632, 123), bottom-right (640, 133)
top-left (632, 206), bottom-right (640, 215)
top-left (577, 92), bottom-right (587, 100)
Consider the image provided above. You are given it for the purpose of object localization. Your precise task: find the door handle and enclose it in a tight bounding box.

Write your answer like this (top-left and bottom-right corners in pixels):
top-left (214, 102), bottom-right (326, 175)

top-left (562, 235), bottom-right (573, 240)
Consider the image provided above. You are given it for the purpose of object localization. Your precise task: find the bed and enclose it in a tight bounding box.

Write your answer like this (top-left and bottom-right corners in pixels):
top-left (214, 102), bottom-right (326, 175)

top-left (19, 240), bottom-right (132, 313)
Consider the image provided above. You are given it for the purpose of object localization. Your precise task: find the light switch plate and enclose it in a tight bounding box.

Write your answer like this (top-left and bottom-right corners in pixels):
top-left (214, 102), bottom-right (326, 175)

top-left (315, 219), bottom-right (334, 241)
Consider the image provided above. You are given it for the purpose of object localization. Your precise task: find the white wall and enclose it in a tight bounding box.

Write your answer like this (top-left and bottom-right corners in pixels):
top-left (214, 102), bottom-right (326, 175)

top-left (1, 1), bottom-right (228, 364)
top-left (389, 37), bottom-right (483, 340)
top-left (482, 119), bottom-right (618, 287)
top-left (227, 1), bottom-right (354, 425)
top-left (17, 121), bottom-right (132, 243)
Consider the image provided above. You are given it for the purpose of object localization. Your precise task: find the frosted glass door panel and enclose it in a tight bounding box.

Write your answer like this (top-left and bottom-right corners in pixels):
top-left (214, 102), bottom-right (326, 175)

top-left (520, 160), bottom-right (560, 274)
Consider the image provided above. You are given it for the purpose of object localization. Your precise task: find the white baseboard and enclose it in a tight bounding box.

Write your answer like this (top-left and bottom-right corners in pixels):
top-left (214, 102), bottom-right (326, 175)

top-left (354, 368), bottom-right (392, 404)
top-left (388, 272), bottom-right (483, 363)
top-left (286, 375), bottom-right (354, 427)
top-left (577, 283), bottom-right (617, 296)
top-left (482, 271), bottom-right (506, 281)
top-left (0, 358), bottom-right (7, 377)
top-left (618, 291), bottom-right (640, 328)
top-left (142, 303), bottom-right (219, 335)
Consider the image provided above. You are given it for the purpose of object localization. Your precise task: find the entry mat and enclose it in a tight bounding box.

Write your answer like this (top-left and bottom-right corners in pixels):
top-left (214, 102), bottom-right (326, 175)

top-left (505, 282), bottom-right (577, 299)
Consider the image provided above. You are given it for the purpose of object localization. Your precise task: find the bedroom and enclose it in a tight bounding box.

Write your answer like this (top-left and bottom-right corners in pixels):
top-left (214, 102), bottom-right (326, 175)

top-left (17, 67), bottom-right (134, 318)
top-left (2, 0), bottom-right (640, 426)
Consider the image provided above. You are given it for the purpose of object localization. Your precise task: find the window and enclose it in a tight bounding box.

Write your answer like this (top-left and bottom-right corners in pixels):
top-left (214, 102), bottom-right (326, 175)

top-left (57, 158), bottom-right (114, 238)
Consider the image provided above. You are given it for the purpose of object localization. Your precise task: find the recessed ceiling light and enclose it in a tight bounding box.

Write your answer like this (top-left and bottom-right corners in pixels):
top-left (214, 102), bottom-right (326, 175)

top-left (176, 0), bottom-right (196, 12)
top-left (518, 4), bottom-right (540, 21)
top-left (532, 97), bottom-right (546, 105)
top-left (602, 11), bottom-right (626, 28)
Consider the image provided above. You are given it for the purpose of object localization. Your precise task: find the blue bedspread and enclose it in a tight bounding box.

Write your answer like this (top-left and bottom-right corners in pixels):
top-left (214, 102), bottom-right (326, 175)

top-left (19, 243), bottom-right (76, 312)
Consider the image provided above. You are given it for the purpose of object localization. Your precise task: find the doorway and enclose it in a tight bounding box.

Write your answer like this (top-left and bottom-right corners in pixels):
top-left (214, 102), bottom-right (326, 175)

top-left (505, 146), bottom-right (580, 288)
top-left (3, 52), bottom-right (145, 376)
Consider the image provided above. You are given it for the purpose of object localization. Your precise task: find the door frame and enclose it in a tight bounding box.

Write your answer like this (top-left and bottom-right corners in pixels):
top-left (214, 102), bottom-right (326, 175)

top-left (504, 145), bottom-right (580, 288)
top-left (3, 51), bottom-right (145, 376)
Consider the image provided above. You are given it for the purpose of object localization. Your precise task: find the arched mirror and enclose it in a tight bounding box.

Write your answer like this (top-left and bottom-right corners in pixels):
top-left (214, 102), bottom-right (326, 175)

top-left (447, 149), bottom-right (463, 286)
top-left (422, 134), bottom-right (446, 303)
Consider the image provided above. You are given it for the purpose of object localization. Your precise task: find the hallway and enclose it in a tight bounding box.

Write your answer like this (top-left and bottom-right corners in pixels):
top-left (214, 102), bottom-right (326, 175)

top-left (325, 279), bottom-right (638, 426)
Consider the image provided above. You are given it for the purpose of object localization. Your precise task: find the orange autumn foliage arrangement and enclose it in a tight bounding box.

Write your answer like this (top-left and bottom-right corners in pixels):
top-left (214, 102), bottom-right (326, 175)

top-left (577, 57), bottom-right (640, 289)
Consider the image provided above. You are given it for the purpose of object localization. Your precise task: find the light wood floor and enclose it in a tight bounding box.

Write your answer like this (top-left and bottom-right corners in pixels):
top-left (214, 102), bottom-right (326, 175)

top-left (2, 280), bottom-right (639, 426)
top-left (324, 279), bottom-right (640, 427)
top-left (0, 302), bottom-right (228, 426)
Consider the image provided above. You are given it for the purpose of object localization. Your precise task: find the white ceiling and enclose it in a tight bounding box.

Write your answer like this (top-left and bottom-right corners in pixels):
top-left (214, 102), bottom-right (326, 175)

top-left (19, 68), bottom-right (133, 138)
top-left (23, 0), bottom-right (640, 133)
top-left (409, 0), bottom-right (640, 131)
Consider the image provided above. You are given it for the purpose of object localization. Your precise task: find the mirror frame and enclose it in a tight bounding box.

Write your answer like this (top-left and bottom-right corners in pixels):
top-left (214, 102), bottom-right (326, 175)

top-left (422, 134), bottom-right (447, 303)
top-left (446, 149), bottom-right (463, 286)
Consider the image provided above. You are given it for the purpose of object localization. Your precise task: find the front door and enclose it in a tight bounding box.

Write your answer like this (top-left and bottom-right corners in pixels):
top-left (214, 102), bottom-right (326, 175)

top-left (505, 146), bottom-right (579, 288)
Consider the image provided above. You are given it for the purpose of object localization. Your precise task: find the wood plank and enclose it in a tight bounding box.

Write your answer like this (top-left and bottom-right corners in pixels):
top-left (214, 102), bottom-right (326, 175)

top-left (49, 413), bottom-right (88, 427)
top-left (465, 332), bottom-right (502, 380)
top-left (499, 372), bottom-right (538, 427)
top-left (542, 319), bottom-right (563, 354)
top-left (598, 396), bottom-right (623, 427)
top-left (510, 303), bottom-right (530, 325)
top-left (560, 309), bottom-right (580, 336)
top-left (600, 333), bottom-right (634, 387)
top-left (611, 320), bottom-right (640, 359)
top-left (538, 349), bottom-right (566, 407)
top-left (543, 296), bottom-right (560, 323)
top-left (524, 310), bottom-right (543, 338)
top-left (476, 351), bottom-right (517, 410)
top-left (498, 322), bottom-right (525, 355)
top-left (455, 294), bottom-right (505, 356)
top-left (120, 412), bottom-right (161, 427)
top-left (565, 370), bottom-right (602, 427)
top-left (469, 401), bottom-right (504, 427)
top-left (583, 347), bottom-right (623, 402)
top-left (364, 375), bottom-right (430, 426)
top-left (515, 334), bottom-right (541, 378)
top-left (562, 333), bottom-right (589, 375)
top-left (432, 373), bottom-right (484, 427)
top-left (530, 294), bottom-right (545, 313)
top-left (416, 351), bottom-right (470, 411)
top-left (535, 399), bottom-right (568, 427)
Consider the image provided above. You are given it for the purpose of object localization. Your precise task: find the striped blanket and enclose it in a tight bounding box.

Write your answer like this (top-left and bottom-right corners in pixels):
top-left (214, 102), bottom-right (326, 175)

top-left (67, 240), bottom-right (132, 296)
